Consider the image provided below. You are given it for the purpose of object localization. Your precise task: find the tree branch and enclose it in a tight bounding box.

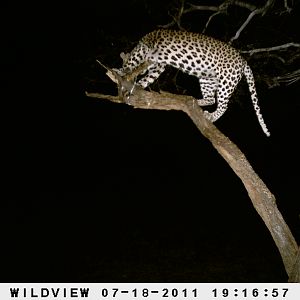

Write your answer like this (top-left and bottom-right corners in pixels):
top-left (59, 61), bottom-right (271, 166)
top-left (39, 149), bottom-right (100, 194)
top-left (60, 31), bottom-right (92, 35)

top-left (161, 0), bottom-right (273, 35)
top-left (183, 1), bottom-right (229, 33)
top-left (230, 0), bottom-right (275, 43)
top-left (241, 42), bottom-right (300, 55)
top-left (86, 60), bottom-right (299, 282)
top-left (274, 69), bottom-right (300, 85)
top-left (240, 44), bottom-right (300, 87)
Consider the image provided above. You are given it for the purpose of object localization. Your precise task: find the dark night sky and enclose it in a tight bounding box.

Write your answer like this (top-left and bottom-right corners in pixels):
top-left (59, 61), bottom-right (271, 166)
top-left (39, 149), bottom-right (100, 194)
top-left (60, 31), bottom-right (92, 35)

top-left (2, 1), bottom-right (300, 282)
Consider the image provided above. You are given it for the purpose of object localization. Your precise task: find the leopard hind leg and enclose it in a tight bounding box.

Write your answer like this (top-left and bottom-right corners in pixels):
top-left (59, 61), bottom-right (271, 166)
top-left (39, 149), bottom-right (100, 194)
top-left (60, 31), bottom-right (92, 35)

top-left (197, 72), bottom-right (218, 106)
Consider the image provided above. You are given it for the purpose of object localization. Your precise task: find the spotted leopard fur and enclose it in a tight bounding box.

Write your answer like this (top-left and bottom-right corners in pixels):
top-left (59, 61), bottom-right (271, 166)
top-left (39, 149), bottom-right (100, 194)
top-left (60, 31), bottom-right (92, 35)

top-left (114, 29), bottom-right (270, 136)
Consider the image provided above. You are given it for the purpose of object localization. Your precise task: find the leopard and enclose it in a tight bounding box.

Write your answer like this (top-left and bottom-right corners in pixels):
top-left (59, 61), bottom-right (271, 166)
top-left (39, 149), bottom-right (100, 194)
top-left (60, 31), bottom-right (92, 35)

top-left (114, 29), bottom-right (270, 136)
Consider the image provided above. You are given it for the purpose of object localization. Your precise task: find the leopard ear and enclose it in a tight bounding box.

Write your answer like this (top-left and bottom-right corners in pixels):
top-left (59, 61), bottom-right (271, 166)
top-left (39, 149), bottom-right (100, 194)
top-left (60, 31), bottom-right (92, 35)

top-left (120, 52), bottom-right (130, 62)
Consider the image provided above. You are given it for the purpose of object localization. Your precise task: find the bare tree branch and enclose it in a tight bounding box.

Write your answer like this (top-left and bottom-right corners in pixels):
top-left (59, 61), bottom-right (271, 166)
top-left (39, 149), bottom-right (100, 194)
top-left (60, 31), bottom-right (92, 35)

top-left (86, 60), bottom-right (299, 282)
top-left (159, 0), bottom-right (186, 30)
top-left (183, 4), bottom-right (220, 14)
top-left (267, 69), bottom-right (300, 88)
top-left (230, 9), bottom-right (260, 43)
top-left (161, 0), bottom-right (276, 35)
top-left (240, 43), bottom-right (300, 87)
top-left (230, 0), bottom-right (275, 43)
top-left (183, 0), bottom-right (256, 14)
top-left (183, 1), bottom-right (230, 33)
top-left (241, 42), bottom-right (300, 55)
top-left (162, 0), bottom-right (293, 43)
top-left (202, 11), bottom-right (223, 33)
top-left (231, 0), bottom-right (256, 10)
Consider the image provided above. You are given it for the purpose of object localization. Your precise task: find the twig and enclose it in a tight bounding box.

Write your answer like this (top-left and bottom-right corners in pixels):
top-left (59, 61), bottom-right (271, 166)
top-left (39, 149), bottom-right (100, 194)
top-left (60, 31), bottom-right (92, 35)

top-left (241, 42), bottom-right (300, 55)
top-left (283, 0), bottom-right (293, 13)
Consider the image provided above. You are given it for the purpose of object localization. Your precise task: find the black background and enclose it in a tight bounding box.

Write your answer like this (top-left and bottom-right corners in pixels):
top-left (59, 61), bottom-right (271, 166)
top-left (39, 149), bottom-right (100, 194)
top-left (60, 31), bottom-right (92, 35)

top-left (2, 1), bottom-right (300, 282)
